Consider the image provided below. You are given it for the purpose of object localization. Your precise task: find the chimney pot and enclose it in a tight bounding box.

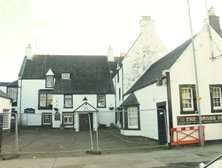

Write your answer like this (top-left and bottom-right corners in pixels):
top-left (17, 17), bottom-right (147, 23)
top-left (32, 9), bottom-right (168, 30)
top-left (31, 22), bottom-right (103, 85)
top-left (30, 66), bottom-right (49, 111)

top-left (140, 16), bottom-right (155, 33)
top-left (26, 43), bottom-right (32, 60)
top-left (107, 46), bottom-right (114, 62)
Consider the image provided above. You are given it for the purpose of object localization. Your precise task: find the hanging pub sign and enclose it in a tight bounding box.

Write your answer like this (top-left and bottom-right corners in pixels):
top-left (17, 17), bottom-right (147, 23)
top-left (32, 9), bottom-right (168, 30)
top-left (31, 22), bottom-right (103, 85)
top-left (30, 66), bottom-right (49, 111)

top-left (177, 114), bottom-right (222, 125)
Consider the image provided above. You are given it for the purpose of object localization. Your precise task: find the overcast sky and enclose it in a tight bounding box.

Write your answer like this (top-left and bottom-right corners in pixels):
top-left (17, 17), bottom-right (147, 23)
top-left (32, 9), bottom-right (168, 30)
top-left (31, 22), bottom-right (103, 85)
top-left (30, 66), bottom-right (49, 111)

top-left (0, 0), bottom-right (221, 82)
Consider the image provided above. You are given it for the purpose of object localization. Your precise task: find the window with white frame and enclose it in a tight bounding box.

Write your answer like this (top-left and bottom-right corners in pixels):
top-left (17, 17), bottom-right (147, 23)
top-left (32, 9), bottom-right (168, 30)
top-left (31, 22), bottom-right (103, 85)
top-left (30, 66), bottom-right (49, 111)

top-left (179, 85), bottom-right (197, 114)
top-left (63, 113), bottom-right (73, 125)
top-left (61, 73), bottom-right (70, 80)
top-left (46, 75), bottom-right (54, 88)
top-left (3, 109), bottom-right (10, 129)
top-left (97, 94), bottom-right (106, 108)
top-left (64, 94), bottom-right (73, 108)
top-left (42, 113), bottom-right (52, 125)
top-left (210, 85), bottom-right (222, 112)
top-left (39, 90), bottom-right (53, 109)
top-left (127, 107), bottom-right (139, 129)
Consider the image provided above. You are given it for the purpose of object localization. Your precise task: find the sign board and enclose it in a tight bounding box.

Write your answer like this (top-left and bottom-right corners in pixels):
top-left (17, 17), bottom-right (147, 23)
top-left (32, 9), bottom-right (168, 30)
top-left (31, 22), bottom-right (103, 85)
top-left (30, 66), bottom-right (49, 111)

top-left (24, 108), bottom-right (35, 113)
top-left (177, 115), bottom-right (222, 125)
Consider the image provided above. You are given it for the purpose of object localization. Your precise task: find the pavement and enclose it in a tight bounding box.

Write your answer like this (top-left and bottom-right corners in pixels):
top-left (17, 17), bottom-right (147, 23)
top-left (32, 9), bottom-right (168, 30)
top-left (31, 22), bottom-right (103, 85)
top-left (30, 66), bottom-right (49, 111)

top-left (0, 143), bottom-right (222, 168)
top-left (1, 128), bottom-right (222, 167)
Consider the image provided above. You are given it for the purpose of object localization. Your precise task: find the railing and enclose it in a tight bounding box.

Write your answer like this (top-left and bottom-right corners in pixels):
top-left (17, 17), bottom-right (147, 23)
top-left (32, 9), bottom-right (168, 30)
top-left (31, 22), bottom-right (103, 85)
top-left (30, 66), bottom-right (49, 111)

top-left (170, 126), bottom-right (205, 146)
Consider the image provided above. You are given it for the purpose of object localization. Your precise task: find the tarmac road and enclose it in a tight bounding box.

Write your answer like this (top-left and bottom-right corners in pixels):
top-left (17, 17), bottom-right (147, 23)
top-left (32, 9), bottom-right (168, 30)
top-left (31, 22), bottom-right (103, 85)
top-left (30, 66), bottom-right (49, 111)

top-left (1, 143), bottom-right (222, 168)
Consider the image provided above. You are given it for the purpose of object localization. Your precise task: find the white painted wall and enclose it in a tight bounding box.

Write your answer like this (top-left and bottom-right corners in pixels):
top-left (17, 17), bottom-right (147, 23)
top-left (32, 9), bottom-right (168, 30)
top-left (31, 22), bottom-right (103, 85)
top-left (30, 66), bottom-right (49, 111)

top-left (136, 83), bottom-right (168, 139)
top-left (73, 94), bottom-right (115, 127)
top-left (169, 25), bottom-right (222, 141)
top-left (20, 77), bottom-right (115, 129)
top-left (52, 94), bottom-right (115, 130)
top-left (20, 79), bottom-right (52, 126)
top-left (121, 82), bottom-right (168, 139)
top-left (122, 16), bottom-right (168, 93)
top-left (0, 96), bottom-right (12, 130)
top-left (113, 68), bottom-right (123, 108)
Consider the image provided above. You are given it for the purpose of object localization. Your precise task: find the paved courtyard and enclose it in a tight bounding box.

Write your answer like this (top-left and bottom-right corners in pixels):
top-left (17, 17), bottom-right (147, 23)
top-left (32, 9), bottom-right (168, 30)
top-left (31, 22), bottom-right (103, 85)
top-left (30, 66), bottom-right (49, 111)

top-left (1, 127), bottom-right (160, 158)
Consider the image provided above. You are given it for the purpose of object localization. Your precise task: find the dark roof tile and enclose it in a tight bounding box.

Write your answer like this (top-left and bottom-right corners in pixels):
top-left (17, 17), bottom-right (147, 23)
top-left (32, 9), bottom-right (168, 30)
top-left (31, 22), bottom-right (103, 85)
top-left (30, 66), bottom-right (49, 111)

top-left (21, 55), bottom-right (115, 94)
top-left (121, 93), bottom-right (139, 106)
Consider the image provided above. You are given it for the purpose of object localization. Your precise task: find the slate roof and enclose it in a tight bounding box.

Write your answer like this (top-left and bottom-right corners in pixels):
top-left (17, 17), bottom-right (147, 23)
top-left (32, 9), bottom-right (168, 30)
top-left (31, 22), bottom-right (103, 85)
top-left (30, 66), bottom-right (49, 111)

top-left (20, 55), bottom-right (115, 94)
top-left (7, 80), bottom-right (18, 87)
top-left (121, 93), bottom-right (139, 106)
top-left (125, 38), bottom-right (192, 95)
top-left (0, 81), bottom-right (18, 87)
top-left (0, 82), bottom-right (10, 86)
top-left (0, 90), bottom-right (12, 100)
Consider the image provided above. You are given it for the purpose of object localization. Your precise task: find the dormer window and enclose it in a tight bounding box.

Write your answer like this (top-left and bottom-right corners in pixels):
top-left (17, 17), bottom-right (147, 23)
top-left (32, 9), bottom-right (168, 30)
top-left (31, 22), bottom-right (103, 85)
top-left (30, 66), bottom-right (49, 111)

top-left (46, 69), bottom-right (54, 88)
top-left (46, 76), bottom-right (54, 88)
top-left (61, 73), bottom-right (70, 80)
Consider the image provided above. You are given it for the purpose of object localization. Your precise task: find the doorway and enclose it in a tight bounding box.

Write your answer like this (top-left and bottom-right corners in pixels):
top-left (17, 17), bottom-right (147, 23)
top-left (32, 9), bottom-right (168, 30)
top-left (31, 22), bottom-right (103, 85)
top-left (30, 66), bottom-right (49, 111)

top-left (79, 113), bottom-right (93, 131)
top-left (156, 102), bottom-right (167, 145)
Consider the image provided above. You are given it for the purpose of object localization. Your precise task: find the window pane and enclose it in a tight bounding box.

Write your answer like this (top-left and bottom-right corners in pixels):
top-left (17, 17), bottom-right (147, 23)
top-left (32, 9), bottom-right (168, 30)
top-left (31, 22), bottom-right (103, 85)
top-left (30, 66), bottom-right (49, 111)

top-left (43, 114), bottom-right (51, 125)
top-left (181, 87), bottom-right (193, 111)
top-left (64, 95), bottom-right (72, 107)
top-left (97, 95), bottom-right (106, 107)
top-left (40, 94), bottom-right (46, 107)
top-left (47, 94), bottom-right (53, 107)
top-left (127, 107), bottom-right (138, 129)
top-left (46, 76), bottom-right (54, 87)
top-left (212, 87), bottom-right (222, 109)
top-left (63, 113), bottom-right (73, 124)
top-left (62, 73), bottom-right (70, 80)
top-left (39, 92), bottom-right (53, 108)
top-left (3, 109), bottom-right (10, 129)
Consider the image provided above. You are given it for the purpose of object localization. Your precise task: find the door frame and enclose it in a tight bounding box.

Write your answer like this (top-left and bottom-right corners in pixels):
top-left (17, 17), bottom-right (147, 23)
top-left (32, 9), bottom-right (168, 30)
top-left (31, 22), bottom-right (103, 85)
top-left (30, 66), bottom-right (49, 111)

top-left (156, 102), bottom-right (168, 145)
top-left (79, 113), bottom-right (93, 131)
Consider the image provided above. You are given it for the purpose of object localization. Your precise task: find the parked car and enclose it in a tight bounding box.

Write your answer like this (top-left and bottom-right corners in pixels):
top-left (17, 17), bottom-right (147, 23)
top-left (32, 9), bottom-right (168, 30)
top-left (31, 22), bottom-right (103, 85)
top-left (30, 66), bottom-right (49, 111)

top-left (199, 155), bottom-right (222, 168)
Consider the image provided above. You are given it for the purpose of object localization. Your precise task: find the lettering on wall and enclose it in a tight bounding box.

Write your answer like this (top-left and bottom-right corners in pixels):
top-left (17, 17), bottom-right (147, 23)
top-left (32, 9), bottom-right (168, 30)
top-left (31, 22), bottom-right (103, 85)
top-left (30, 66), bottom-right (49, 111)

top-left (177, 115), bottom-right (222, 125)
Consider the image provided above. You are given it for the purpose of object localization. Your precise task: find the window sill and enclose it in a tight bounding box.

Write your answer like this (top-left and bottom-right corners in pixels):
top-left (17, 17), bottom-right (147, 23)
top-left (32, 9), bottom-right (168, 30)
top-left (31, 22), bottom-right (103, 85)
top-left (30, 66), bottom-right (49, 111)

top-left (180, 111), bottom-right (196, 115)
top-left (97, 106), bottom-right (106, 108)
top-left (38, 107), bottom-right (53, 110)
top-left (212, 110), bottom-right (222, 113)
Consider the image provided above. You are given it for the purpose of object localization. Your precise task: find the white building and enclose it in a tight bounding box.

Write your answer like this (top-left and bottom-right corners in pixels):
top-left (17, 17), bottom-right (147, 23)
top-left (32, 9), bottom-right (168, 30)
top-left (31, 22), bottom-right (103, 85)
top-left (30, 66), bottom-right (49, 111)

top-left (122, 16), bottom-right (168, 94)
top-left (0, 90), bottom-right (12, 130)
top-left (119, 24), bottom-right (222, 144)
top-left (18, 54), bottom-right (116, 131)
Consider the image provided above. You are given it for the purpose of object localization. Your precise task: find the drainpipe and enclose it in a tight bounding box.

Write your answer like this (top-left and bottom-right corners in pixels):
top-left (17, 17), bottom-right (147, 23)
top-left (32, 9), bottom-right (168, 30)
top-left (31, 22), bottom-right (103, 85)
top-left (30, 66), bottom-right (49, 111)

top-left (165, 71), bottom-right (173, 147)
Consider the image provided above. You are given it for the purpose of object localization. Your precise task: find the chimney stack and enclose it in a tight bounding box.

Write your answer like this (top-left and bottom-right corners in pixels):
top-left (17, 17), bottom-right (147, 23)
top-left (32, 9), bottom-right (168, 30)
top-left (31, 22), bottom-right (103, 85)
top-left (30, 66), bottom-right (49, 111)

top-left (26, 43), bottom-right (33, 60)
top-left (208, 7), bottom-right (222, 36)
top-left (140, 16), bottom-right (155, 34)
top-left (107, 46), bottom-right (114, 62)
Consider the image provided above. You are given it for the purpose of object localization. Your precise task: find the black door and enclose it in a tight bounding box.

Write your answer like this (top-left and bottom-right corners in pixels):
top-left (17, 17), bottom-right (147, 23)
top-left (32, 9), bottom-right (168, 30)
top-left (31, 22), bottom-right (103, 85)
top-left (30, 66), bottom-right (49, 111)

top-left (79, 113), bottom-right (93, 131)
top-left (157, 102), bottom-right (167, 145)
